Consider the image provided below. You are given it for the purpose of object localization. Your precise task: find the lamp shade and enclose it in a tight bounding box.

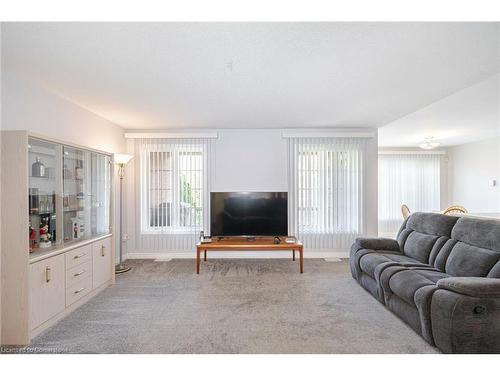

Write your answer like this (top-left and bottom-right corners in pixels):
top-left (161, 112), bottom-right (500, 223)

top-left (114, 153), bottom-right (134, 165)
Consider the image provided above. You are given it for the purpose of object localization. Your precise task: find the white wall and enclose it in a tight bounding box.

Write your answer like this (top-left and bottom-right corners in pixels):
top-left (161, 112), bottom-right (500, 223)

top-left (1, 72), bottom-right (125, 153)
top-left (123, 128), bottom-right (378, 258)
top-left (1, 72), bottom-right (126, 263)
top-left (212, 129), bottom-right (288, 192)
top-left (447, 137), bottom-right (500, 214)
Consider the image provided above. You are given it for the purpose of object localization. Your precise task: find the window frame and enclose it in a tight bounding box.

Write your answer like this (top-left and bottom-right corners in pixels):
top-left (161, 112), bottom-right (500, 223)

top-left (140, 143), bottom-right (206, 234)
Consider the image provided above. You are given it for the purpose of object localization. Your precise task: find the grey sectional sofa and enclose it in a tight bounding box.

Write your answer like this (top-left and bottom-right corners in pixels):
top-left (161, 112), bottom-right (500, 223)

top-left (350, 212), bottom-right (500, 353)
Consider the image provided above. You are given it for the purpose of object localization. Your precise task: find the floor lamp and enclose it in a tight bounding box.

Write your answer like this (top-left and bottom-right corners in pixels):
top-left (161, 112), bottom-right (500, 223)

top-left (114, 153), bottom-right (134, 274)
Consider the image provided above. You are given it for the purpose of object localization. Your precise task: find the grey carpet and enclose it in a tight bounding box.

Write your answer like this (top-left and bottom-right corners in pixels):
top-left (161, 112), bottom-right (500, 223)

top-left (29, 259), bottom-right (439, 354)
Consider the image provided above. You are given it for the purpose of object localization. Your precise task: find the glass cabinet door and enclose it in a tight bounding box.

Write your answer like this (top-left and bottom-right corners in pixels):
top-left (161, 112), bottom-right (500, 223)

top-left (91, 152), bottom-right (112, 236)
top-left (63, 146), bottom-right (91, 242)
top-left (28, 138), bottom-right (61, 252)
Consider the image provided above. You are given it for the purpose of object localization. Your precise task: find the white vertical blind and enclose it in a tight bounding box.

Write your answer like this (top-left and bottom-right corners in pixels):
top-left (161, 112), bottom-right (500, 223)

top-left (378, 153), bottom-right (440, 235)
top-left (135, 137), bottom-right (214, 253)
top-left (288, 137), bottom-right (366, 250)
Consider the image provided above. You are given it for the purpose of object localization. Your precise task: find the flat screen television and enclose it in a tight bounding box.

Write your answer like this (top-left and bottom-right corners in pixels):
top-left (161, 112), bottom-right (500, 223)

top-left (210, 192), bottom-right (288, 237)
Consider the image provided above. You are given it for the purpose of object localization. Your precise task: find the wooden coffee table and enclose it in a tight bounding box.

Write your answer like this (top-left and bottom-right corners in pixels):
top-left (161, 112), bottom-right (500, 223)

top-left (195, 237), bottom-right (304, 274)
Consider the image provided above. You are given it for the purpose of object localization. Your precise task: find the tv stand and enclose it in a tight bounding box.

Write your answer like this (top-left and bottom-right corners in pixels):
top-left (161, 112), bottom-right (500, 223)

top-left (195, 236), bottom-right (303, 274)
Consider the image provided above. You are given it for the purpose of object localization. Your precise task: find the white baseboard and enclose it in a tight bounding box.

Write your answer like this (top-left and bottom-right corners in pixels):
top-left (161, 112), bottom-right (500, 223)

top-left (125, 250), bottom-right (349, 260)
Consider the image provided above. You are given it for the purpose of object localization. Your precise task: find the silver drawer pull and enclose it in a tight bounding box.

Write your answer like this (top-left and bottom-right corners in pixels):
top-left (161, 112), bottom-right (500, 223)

top-left (74, 287), bottom-right (86, 294)
top-left (73, 253), bottom-right (86, 259)
top-left (101, 245), bottom-right (105, 257)
top-left (74, 270), bottom-right (86, 277)
top-left (45, 267), bottom-right (51, 283)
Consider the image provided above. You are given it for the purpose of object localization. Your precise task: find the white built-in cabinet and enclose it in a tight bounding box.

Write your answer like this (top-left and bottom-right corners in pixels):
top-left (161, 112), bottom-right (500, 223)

top-left (29, 254), bottom-right (66, 330)
top-left (1, 131), bottom-right (115, 346)
top-left (28, 237), bottom-right (113, 335)
top-left (92, 237), bottom-right (112, 289)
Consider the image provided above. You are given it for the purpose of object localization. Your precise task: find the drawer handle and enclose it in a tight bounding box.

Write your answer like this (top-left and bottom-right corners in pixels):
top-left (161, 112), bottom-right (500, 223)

top-left (101, 245), bottom-right (105, 257)
top-left (73, 253), bottom-right (86, 259)
top-left (45, 266), bottom-right (51, 283)
top-left (74, 270), bottom-right (86, 277)
top-left (74, 287), bottom-right (86, 294)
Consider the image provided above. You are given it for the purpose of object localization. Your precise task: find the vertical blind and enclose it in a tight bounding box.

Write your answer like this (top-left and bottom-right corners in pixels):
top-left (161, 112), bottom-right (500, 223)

top-left (378, 153), bottom-right (440, 235)
top-left (288, 137), bottom-right (366, 250)
top-left (135, 137), bottom-right (214, 252)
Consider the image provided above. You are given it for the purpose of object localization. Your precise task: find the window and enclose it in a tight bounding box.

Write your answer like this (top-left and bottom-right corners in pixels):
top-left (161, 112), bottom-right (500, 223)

top-left (141, 144), bottom-right (205, 233)
top-left (297, 149), bottom-right (362, 233)
top-left (288, 137), bottom-right (365, 248)
top-left (378, 153), bottom-right (440, 235)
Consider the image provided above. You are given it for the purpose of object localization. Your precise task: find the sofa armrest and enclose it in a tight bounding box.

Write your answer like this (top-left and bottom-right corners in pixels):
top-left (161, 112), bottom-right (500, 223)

top-left (352, 237), bottom-right (400, 253)
top-left (437, 277), bottom-right (500, 298)
top-left (431, 278), bottom-right (500, 353)
top-left (349, 237), bottom-right (401, 282)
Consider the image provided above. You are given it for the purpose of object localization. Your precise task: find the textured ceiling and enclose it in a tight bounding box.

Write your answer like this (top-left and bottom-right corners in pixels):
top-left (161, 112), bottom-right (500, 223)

top-left (2, 22), bottom-right (499, 141)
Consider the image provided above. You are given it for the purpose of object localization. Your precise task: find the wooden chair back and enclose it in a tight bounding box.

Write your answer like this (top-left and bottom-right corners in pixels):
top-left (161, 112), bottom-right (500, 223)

top-left (401, 204), bottom-right (411, 219)
top-left (443, 205), bottom-right (468, 215)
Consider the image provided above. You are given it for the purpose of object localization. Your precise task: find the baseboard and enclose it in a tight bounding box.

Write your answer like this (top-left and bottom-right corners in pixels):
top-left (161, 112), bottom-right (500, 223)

top-left (125, 250), bottom-right (350, 260)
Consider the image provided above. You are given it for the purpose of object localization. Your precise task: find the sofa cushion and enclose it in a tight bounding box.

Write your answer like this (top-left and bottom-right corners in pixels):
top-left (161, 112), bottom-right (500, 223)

top-left (445, 242), bottom-right (500, 277)
top-left (452, 217), bottom-right (500, 252)
top-left (402, 231), bottom-right (439, 264)
top-left (359, 252), bottom-right (424, 278)
top-left (406, 212), bottom-right (459, 237)
top-left (432, 239), bottom-right (458, 272)
top-left (396, 213), bottom-right (459, 266)
top-left (446, 217), bottom-right (500, 278)
top-left (387, 268), bottom-right (449, 306)
top-left (488, 262), bottom-right (500, 278)
top-left (397, 228), bottom-right (413, 250)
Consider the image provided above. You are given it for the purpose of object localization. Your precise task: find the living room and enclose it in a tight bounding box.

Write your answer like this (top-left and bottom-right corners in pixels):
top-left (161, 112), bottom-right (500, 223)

top-left (1, 1), bottom-right (500, 373)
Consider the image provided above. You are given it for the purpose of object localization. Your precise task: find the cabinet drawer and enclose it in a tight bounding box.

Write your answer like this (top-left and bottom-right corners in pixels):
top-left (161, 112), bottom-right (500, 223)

top-left (30, 255), bottom-right (66, 329)
top-left (65, 244), bottom-right (92, 269)
top-left (65, 276), bottom-right (92, 307)
top-left (92, 237), bottom-right (112, 288)
top-left (66, 260), bottom-right (92, 287)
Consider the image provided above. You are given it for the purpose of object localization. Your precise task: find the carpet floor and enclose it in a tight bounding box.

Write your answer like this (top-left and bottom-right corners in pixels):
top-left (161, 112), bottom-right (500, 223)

top-left (29, 259), bottom-right (439, 354)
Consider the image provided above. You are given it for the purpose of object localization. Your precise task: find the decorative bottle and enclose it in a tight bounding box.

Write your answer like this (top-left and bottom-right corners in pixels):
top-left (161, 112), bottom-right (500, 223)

top-left (32, 157), bottom-right (45, 177)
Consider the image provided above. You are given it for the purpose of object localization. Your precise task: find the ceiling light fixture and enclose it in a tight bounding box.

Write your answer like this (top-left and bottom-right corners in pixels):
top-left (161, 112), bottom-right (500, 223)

top-left (419, 137), bottom-right (440, 150)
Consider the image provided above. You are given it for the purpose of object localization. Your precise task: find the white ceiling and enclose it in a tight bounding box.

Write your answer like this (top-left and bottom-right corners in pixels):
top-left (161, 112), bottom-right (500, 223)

top-left (379, 73), bottom-right (500, 147)
top-left (2, 22), bottom-right (500, 136)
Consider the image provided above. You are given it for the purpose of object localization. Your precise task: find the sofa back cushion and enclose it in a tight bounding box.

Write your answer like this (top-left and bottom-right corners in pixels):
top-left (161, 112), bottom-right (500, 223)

top-left (397, 213), bottom-right (459, 266)
top-left (446, 217), bottom-right (500, 277)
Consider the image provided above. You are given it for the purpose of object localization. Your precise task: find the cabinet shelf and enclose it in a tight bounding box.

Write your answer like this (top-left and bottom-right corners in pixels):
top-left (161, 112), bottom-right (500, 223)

top-left (30, 211), bottom-right (56, 216)
top-left (29, 243), bottom-right (59, 259)
top-left (28, 149), bottom-right (56, 157)
top-left (29, 175), bottom-right (54, 180)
